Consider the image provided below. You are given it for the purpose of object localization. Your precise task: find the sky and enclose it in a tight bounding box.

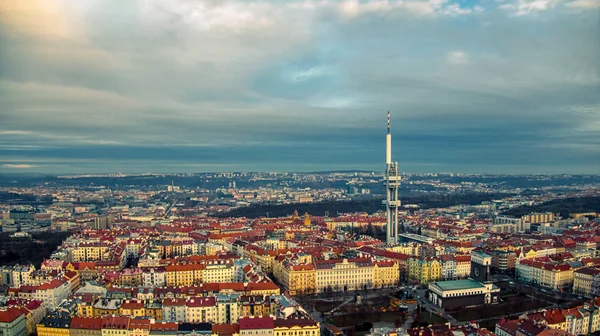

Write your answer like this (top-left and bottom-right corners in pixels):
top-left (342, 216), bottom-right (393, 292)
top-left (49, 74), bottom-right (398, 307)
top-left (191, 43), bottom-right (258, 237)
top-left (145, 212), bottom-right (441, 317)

top-left (0, 0), bottom-right (598, 175)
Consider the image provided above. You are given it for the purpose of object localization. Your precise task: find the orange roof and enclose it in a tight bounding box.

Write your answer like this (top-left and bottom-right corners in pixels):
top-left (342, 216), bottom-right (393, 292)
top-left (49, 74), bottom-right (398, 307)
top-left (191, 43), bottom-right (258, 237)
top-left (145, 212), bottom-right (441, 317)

top-left (120, 300), bottom-right (144, 310)
top-left (245, 282), bottom-right (279, 291)
top-left (212, 323), bottom-right (240, 335)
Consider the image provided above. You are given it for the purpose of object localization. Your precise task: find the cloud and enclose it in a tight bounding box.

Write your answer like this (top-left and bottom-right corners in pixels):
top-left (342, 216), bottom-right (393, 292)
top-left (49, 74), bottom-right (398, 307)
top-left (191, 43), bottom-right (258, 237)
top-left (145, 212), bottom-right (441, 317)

top-left (498, 0), bottom-right (561, 15)
top-left (0, 0), bottom-right (598, 174)
top-left (566, 0), bottom-right (600, 7)
top-left (446, 51), bottom-right (469, 64)
top-left (2, 164), bottom-right (37, 169)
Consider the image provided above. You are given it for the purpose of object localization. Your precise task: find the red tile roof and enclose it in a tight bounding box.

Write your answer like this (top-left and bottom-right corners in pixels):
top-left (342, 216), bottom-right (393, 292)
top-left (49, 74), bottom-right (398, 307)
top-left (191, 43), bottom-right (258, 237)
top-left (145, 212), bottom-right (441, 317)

top-left (239, 316), bottom-right (274, 330)
top-left (150, 322), bottom-right (178, 332)
top-left (70, 316), bottom-right (102, 330)
top-left (212, 323), bottom-right (240, 335)
top-left (186, 297), bottom-right (216, 307)
top-left (101, 316), bottom-right (130, 329)
top-left (0, 307), bottom-right (23, 323)
top-left (128, 318), bottom-right (151, 330)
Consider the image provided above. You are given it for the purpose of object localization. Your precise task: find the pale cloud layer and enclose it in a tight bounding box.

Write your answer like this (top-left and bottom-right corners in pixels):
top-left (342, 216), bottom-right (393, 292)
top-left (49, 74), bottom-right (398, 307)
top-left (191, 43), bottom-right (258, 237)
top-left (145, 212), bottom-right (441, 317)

top-left (0, 0), bottom-right (598, 174)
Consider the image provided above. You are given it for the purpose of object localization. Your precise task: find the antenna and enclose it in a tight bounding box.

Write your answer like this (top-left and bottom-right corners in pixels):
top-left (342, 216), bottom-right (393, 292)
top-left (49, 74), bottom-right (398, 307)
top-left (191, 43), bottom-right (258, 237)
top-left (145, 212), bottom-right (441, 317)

top-left (387, 111), bottom-right (390, 134)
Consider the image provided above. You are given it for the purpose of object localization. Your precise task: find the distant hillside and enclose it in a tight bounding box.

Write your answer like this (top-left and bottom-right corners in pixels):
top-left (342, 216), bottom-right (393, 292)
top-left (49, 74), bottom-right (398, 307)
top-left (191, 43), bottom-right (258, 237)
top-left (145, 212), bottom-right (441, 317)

top-left (502, 196), bottom-right (600, 218)
top-left (216, 192), bottom-right (508, 218)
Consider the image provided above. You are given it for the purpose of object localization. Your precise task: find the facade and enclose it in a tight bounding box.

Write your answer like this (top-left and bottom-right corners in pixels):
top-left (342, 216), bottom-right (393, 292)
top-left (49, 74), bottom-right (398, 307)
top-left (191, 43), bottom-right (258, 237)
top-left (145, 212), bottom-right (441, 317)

top-left (11, 265), bottom-right (34, 287)
top-left (0, 307), bottom-right (27, 336)
top-left (428, 279), bottom-right (500, 310)
top-left (315, 258), bottom-right (374, 292)
top-left (439, 255), bottom-right (457, 280)
top-left (573, 267), bottom-right (600, 297)
top-left (162, 298), bottom-right (187, 322)
top-left (280, 263), bottom-right (316, 295)
top-left (273, 317), bottom-right (319, 336)
top-left (239, 317), bottom-right (274, 336)
top-left (142, 267), bottom-right (166, 287)
top-left (490, 250), bottom-right (517, 273)
top-left (70, 316), bottom-right (103, 336)
top-left (470, 252), bottom-right (492, 283)
top-left (516, 259), bottom-right (574, 290)
top-left (100, 316), bottom-right (130, 336)
top-left (373, 260), bottom-right (400, 288)
top-left (215, 294), bottom-right (241, 325)
top-left (407, 257), bottom-right (442, 285)
top-left (186, 297), bottom-right (217, 323)
top-left (37, 313), bottom-right (71, 336)
top-left (455, 255), bottom-right (472, 279)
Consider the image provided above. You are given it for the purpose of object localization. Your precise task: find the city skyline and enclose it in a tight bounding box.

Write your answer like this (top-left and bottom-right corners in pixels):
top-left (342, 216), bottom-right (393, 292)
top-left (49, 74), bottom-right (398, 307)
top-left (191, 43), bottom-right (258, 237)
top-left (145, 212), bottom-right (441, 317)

top-left (1, 0), bottom-right (599, 174)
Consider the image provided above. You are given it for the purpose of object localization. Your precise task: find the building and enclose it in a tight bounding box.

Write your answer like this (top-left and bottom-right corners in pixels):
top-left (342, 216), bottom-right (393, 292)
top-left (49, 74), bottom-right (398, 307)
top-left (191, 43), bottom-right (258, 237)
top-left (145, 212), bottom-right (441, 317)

top-left (522, 213), bottom-right (554, 225)
top-left (516, 259), bottom-right (573, 290)
top-left (186, 297), bottom-right (217, 323)
top-left (128, 317), bottom-right (152, 336)
top-left (489, 250), bottom-right (517, 274)
top-left (280, 263), bottom-right (316, 295)
top-left (162, 298), bottom-right (187, 322)
top-left (0, 307), bottom-right (27, 336)
top-left (239, 316), bottom-right (274, 336)
top-left (101, 316), bottom-right (130, 336)
top-left (573, 267), bottom-right (600, 297)
top-left (11, 265), bottom-right (34, 287)
top-left (427, 251), bottom-right (499, 310)
top-left (215, 294), bottom-right (240, 324)
top-left (7, 299), bottom-right (45, 335)
top-left (407, 257), bottom-right (442, 285)
top-left (37, 313), bottom-right (71, 336)
top-left (142, 267), bottom-right (166, 287)
top-left (70, 316), bottom-right (103, 336)
top-left (9, 210), bottom-right (35, 226)
top-left (428, 279), bottom-right (500, 310)
top-left (315, 258), bottom-right (374, 292)
top-left (93, 216), bottom-right (112, 230)
top-left (273, 316), bottom-right (320, 336)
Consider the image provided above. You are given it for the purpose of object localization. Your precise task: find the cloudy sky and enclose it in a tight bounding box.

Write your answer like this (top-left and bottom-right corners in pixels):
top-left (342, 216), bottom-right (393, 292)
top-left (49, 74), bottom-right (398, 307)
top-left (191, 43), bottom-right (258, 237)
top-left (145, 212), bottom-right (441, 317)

top-left (0, 0), bottom-right (598, 174)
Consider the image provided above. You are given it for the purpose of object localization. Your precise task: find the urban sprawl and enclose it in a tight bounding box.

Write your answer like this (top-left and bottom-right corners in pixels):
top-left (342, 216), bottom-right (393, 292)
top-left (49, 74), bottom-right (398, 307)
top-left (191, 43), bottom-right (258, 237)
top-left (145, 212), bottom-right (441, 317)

top-left (0, 172), bottom-right (599, 336)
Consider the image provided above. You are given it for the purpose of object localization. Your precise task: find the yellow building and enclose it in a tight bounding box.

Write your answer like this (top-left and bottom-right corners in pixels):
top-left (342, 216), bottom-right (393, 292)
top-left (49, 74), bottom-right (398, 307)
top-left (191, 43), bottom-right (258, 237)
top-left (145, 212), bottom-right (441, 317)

top-left (37, 314), bottom-right (72, 336)
top-left (77, 301), bottom-right (94, 317)
top-left (165, 263), bottom-right (205, 287)
top-left (72, 243), bottom-right (110, 262)
top-left (407, 257), bottom-right (442, 285)
top-left (119, 300), bottom-right (146, 318)
top-left (373, 260), bottom-right (400, 288)
top-left (144, 302), bottom-right (163, 321)
top-left (281, 263), bottom-right (316, 295)
top-left (245, 282), bottom-right (281, 296)
top-left (303, 213), bottom-right (311, 227)
top-left (247, 249), bottom-right (277, 274)
top-left (274, 318), bottom-right (320, 336)
top-left (315, 258), bottom-right (375, 292)
top-left (240, 296), bottom-right (272, 318)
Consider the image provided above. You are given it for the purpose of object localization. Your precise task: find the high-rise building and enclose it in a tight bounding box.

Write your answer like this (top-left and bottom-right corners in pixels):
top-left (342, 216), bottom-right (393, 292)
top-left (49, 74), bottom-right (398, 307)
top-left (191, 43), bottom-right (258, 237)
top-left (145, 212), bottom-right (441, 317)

top-left (93, 216), bottom-right (113, 230)
top-left (384, 112), bottom-right (401, 245)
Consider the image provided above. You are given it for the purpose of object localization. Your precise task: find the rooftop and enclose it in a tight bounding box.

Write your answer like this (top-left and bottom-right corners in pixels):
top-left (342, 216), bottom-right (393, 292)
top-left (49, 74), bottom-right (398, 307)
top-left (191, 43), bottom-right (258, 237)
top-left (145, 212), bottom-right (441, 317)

top-left (431, 279), bottom-right (486, 291)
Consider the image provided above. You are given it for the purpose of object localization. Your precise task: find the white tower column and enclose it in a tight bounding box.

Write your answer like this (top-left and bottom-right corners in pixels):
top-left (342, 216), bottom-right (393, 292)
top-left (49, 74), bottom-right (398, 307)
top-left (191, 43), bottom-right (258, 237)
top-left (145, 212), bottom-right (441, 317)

top-left (384, 111), bottom-right (401, 245)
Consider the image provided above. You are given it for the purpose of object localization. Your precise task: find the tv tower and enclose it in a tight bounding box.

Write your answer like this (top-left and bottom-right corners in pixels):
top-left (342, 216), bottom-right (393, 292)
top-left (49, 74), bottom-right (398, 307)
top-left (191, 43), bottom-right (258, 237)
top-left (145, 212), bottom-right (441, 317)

top-left (384, 111), bottom-right (401, 245)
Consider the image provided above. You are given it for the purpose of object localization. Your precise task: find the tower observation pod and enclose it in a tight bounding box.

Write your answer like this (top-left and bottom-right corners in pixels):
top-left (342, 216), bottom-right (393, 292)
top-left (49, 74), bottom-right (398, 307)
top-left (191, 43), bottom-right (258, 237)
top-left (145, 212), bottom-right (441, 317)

top-left (384, 111), bottom-right (401, 245)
